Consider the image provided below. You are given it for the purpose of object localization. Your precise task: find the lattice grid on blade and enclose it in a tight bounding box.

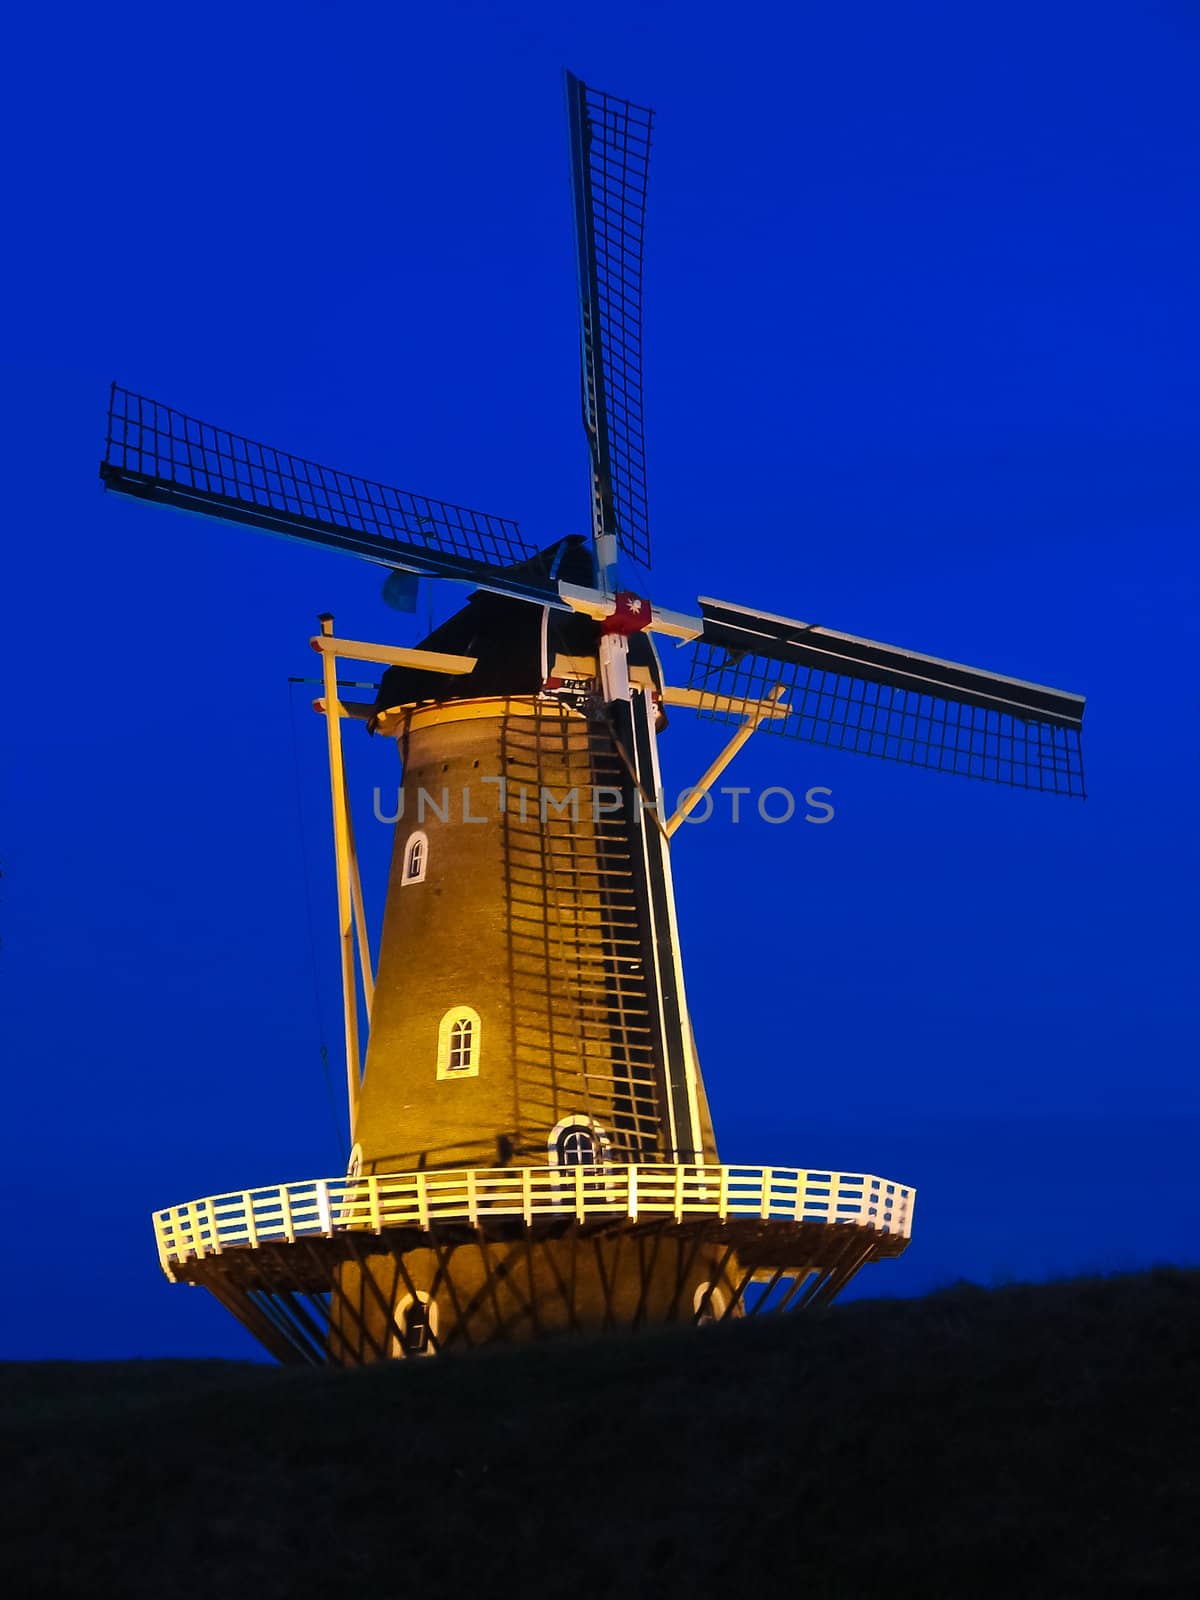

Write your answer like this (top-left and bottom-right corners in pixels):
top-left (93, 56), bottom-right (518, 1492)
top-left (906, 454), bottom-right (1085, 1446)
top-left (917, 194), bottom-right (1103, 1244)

top-left (104, 386), bottom-right (533, 568)
top-left (686, 645), bottom-right (1086, 797)
top-left (579, 83), bottom-right (653, 567)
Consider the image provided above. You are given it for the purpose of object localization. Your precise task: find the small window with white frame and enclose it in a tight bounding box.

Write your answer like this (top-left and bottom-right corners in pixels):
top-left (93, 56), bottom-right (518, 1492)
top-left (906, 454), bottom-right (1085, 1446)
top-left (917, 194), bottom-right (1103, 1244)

top-left (391, 1292), bottom-right (438, 1358)
top-left (402, 830), bottom-right (428, 885)
top-left (437, 1006), bottom-right (481, 1079)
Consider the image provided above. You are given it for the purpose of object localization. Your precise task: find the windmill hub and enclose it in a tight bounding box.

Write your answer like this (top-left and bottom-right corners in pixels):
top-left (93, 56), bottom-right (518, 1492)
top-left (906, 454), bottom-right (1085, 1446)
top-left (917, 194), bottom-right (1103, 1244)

top-left (102, 71), bottom-right (1085, 1364)
top-left (600, 591), bottom-right (653, 635)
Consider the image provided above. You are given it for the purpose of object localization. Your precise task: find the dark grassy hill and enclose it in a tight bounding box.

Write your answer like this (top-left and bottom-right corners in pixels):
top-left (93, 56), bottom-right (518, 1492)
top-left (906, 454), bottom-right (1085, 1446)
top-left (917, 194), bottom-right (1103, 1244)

top-left (4, 1270), bottom-right (1198, 1599)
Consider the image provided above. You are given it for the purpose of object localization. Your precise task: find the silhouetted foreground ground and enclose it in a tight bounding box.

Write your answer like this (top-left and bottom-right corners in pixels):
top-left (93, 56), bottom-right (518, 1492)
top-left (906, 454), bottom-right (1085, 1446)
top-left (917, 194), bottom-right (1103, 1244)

top-left (3, 1269), bottom-right (1197, 1598)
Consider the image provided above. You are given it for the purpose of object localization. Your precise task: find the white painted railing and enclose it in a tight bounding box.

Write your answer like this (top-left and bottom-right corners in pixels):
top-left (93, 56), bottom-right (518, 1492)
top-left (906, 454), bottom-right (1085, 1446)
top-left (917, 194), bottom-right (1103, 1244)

top-left (153, 1164), bottom-right (914, 1275)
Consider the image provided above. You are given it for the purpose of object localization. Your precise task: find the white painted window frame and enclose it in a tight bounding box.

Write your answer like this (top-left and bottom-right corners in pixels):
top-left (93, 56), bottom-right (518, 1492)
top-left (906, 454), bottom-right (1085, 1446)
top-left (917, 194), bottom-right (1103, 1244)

top-left (436, 1006), bottom-right (481, 1080)
top-left (402, 830), bottom-right (428, 885)
top-left (548, 1114), bottom-right (615, 1203)
top-left (391, 1291), bottom-right (439, 1358)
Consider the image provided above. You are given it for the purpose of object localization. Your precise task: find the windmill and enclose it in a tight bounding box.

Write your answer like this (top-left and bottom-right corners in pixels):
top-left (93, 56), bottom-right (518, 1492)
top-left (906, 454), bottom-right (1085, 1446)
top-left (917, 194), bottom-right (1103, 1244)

top-left (103, 73), bottom-right (1084, 1364)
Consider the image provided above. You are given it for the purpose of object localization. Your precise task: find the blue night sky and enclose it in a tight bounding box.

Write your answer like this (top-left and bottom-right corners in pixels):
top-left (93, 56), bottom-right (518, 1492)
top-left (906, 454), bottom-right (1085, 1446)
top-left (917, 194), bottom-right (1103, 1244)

top-left (1, 1), bottom-right (1197, 1359)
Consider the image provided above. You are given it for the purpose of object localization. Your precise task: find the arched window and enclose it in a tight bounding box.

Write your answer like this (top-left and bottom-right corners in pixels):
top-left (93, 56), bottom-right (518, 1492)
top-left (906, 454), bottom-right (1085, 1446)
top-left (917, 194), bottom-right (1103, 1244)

top-left (392, 1293), bottom-right (439, 1358)
top-left (548, 1116), bottom-right (611, 1172)
top-left (437, 1006), bottom-right (481, 1079)
top-left (693, 1282), bottom-right (728, 1325)
top-left (558, 1126), bottom-right (597, 1167)
top-left (402, 830), bottom-right (428, 885)
top-left (553, 1120), bottom-right (614, 1196)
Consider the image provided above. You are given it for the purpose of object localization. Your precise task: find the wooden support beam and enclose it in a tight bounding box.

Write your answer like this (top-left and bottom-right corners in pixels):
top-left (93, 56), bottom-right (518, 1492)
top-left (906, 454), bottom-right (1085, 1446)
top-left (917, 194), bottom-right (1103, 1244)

top-left (743, 1265), bottom-right (786, 1316)
top-left (312, 697), bottom-right (374, 721)
top-left (520, 1234), bottom-right (545, 1339)
top-left (309, 634), bottom-right (477, 674)
top-left (664, 686), bottom-right (787, 837)
top-left (317, 615), bottom-right (361, 1140)
top-left (201, 1274), bottom-right (301, 1367)
top-left (266, 1286), bottom-right (331, 1360)
top-left (537, 1227), bottom-right (582, 1334)
top-left (342, 767), bottom-right (375, 1018)
top-left (592, 1231), bottom-right (624, 1332)
top-left (481, 1240), bottom-right (539, 1336)
top-left (694, 1242), bottom-right (738, 1322)
top-left (429, 1239), bottom-right (475, 1350)
top-left (722, 1263), bottom-right (759, 1322)
top-left (660, 685), bottom-right (792, 719)
top-left (631, 1226), bottom-right (665, 1329)
top-left (475, 1234), bottom-right (519, 1343)
top-left (666, 1235), bottom-right (706, 1322)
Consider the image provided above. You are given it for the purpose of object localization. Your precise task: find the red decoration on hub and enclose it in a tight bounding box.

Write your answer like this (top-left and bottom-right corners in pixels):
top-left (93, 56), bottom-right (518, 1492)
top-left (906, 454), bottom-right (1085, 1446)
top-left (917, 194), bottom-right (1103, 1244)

top-left (601, 591), bottom-right (653, 636)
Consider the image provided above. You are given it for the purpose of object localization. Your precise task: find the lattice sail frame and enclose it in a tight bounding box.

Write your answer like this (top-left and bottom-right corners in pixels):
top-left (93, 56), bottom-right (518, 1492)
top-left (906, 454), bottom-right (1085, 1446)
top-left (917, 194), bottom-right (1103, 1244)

top-left (102, 384), bottom-right (533, 572)
top-left (566, 74), bottom-right (654, 569)
top-left (687, 643), bottom-right (1086, 796)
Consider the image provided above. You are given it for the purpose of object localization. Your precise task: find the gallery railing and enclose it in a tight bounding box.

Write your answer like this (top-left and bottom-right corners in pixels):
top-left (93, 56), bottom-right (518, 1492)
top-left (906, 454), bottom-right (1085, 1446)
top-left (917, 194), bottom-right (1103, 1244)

top-left (153, 1164), bottom-right (914, 1276)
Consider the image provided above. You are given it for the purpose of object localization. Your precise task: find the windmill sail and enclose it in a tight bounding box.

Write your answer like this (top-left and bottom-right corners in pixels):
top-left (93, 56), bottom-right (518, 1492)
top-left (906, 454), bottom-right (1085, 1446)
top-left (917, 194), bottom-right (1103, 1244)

top-left (688, 597), bottom-right (1086, 796)
top-left (99, 385), bottom-right (547, 595)
top-left (565, 72), bottom-right (654, 572)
